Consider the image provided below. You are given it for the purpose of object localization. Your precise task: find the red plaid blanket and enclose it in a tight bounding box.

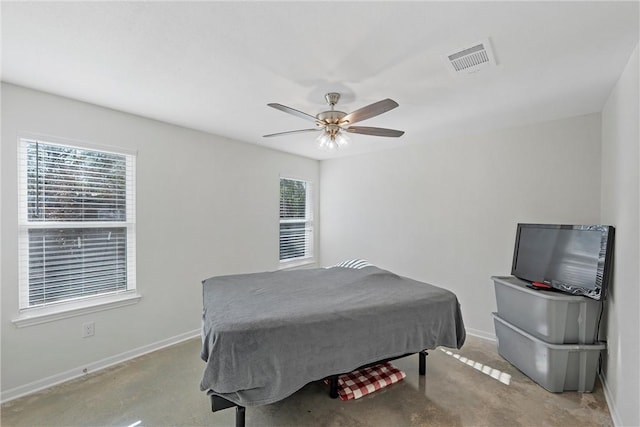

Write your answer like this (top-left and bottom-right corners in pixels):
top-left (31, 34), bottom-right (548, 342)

top-left (326, 362), bottom-right (406, 400)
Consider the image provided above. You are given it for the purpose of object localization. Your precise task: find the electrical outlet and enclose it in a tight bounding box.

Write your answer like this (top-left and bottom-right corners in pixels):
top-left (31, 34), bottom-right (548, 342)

top-left (82, 321), bottom-right (95, 338)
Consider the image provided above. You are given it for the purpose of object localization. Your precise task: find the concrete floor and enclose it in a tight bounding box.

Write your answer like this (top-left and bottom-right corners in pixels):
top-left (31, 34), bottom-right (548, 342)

top-left (1, 335), bottom-right (612, 427)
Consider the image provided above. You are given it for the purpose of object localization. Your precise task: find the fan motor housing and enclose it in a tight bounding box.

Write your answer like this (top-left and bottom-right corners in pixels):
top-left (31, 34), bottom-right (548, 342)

top-left (316, 110), bottom-right (347, 124)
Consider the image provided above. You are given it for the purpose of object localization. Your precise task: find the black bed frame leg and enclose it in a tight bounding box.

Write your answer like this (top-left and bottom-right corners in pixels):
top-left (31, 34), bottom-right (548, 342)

top-left (419, 350), bottom-right (428, 376)
top-left (235, 405), bottom-right (246, 427)
top-left (329, 375), bottom-right (339, 399)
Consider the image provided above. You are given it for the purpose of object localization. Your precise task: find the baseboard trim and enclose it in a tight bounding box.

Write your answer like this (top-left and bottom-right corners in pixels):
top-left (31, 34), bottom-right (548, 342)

top-left (465, 327), bottom-right (497, 342)
top-left (1, 328), bottom-right (200, 404)
top-left (599, 372), bottom-right (621, 426)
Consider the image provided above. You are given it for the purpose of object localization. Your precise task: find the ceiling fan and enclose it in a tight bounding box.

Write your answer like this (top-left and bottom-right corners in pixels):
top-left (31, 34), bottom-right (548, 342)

top-left (263, 93), bottom-right (405, 149)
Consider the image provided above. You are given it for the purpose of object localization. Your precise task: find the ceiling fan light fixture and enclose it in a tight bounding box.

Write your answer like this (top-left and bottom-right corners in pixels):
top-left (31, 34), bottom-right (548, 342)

top-left (316, 132), bottom-right (335, 150)
top-left (317, 128), bottom-right (349, 150)
top-left (334, 131), bottom-right (349, 147)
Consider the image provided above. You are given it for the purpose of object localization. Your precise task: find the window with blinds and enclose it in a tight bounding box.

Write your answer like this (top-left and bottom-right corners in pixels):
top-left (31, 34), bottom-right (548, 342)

top-left (279, 177), bottom-right (313, 262)
top-left (18, 138), bottom-right (136, 309)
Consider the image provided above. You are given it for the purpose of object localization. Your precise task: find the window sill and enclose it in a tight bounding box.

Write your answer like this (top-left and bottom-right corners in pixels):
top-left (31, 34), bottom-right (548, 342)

top-left (12, 292), bottom-right (142, 328)
top-left (278, 258), bottom-right (316, 271)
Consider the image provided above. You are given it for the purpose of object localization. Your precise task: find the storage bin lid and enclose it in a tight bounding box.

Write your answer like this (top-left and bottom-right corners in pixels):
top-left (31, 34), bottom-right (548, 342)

top-left (491, 276), bottom-right (602, 303)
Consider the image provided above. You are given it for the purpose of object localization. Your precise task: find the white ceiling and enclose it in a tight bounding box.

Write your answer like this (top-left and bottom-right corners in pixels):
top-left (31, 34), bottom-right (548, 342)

top-left (2, 1), bottom-right (638, 160)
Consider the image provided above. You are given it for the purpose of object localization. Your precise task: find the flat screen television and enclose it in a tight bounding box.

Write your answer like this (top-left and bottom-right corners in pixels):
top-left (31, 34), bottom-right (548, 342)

top-left (511, 223), bottom-right (615, 300)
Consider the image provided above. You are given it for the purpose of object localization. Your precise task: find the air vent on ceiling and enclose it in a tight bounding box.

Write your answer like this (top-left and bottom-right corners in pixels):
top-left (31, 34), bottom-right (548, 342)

top-left (444, 38), bottom-right (497, 74)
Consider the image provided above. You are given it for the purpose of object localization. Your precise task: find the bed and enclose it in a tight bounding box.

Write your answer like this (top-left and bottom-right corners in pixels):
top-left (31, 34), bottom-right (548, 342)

top-left (200, 262), bottom-right (466, 425)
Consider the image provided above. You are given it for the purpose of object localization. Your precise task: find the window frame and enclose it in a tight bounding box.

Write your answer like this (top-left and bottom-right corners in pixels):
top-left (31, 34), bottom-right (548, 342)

top-left (13, 135), bottom-right (139, 327)
top-left (278, 176), bottom-right (314, 268)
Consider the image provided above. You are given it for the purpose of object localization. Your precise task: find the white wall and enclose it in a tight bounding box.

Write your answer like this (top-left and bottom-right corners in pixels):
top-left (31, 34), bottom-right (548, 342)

top-left (600, 44), bottom-right (639, 427)
top-left (0, 83), bottom-right (319, 400)
top-left (320, 114), bottom-right (602, 338)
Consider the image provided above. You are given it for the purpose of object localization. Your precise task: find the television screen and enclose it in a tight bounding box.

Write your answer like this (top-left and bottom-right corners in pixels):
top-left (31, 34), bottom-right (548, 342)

top-left (511, 224), bottom-right (614, 300)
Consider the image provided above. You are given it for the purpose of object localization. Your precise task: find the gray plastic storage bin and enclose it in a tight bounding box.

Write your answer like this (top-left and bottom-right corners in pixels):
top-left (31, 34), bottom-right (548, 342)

top-left (492, 276), bottom-right (602, 344)
top-left (493, 313), bottom-right (605, 392)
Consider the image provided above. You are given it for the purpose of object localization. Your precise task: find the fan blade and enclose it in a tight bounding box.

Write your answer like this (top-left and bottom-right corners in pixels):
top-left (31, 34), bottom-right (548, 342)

top-left (340, 98), bottom-right (399, 125)
top-left (345, 126), bottom-right (405, 137)
top-left (263, 128), bottom-right (321, 138)
top-left (267, 103), bottom-right (318, 123)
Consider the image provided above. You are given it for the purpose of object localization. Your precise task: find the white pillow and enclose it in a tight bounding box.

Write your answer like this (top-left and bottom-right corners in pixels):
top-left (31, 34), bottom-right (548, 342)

top-left (332, 259), bottom-right (374, 269)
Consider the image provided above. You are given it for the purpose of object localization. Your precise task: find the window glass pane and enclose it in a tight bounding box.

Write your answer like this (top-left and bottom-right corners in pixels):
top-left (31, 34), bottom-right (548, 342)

top-left (280, 179), bottom-right (307, 220)
top-left (27, 142), bottom-right (127, 222)
top-left (279, 222), bottom-right (311, 260)
top-left (28, 227), bottom-right (127, 306)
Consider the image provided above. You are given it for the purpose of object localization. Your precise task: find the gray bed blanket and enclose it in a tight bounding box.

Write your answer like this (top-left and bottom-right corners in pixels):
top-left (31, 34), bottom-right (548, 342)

top-left (200, 266), bottom-right (465, 407)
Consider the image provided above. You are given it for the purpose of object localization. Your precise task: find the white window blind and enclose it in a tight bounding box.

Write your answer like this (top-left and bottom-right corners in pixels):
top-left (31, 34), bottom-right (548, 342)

top-left (18, 138), bottom-right (136, 310)
top-left (279, 177), bottom-right (313, 262)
